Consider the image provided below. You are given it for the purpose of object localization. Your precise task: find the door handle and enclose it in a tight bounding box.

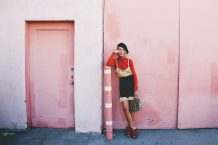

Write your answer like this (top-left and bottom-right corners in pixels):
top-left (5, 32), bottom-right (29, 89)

top-left (70, 67), bottom-right (74, 85)
top-left (71, 67), bottom-right (74, 79)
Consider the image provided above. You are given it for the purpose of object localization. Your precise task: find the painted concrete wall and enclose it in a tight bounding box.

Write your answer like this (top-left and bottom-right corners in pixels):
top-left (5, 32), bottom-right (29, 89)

top-left (178, 0), bottom-right (218, 128)
top-left (104, 0), bottom-right (218, 129)
top-left (104, 0), bottom-right (180, 129)
top-left (0, 0), bottom-right (103, 132)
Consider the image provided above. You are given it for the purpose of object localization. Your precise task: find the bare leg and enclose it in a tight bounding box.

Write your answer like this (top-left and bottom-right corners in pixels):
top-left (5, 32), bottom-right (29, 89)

top-left (121, 100), bottom-right (134, 128)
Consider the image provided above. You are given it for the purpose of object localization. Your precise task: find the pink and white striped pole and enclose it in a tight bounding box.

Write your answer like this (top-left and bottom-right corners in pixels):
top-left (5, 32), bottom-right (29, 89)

top-left (104, 66), bottom-right (113, 140)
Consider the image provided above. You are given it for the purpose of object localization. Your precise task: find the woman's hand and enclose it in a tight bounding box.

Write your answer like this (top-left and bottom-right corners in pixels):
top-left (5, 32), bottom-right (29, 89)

top-left (113, 50), bottom-right (119, 59)
top-left (113, 50), bottom-right (119, 54)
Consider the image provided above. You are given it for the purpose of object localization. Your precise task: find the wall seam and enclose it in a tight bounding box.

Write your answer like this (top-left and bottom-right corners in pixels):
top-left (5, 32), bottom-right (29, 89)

top-left (176, 0), bottom-right (181, 129)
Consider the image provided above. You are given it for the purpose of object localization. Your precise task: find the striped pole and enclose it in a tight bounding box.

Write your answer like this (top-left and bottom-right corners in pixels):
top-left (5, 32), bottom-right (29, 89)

top-left (104, 66), bottom-right (113, 140)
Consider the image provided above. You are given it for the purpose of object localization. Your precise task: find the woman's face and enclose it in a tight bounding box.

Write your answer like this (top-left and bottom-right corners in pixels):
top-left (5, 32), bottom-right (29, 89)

top-left (117, 47), bottom-right (126, 57)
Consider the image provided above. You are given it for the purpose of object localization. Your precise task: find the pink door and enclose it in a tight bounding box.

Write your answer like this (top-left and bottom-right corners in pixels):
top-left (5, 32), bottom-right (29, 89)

top-left (26, 22), bottom-right (74, 128)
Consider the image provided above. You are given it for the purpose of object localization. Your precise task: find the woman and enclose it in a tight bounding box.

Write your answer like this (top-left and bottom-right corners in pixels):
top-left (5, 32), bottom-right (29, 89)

top-left (107, 42), bottom-right (138, 139)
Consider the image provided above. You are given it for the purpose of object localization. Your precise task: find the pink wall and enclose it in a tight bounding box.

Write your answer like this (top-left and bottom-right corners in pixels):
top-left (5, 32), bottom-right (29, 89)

top-left (104, 0), bottom-right (180, 129)
top-left (104, 0), bottom-right (218, 129)
top-left (178, 0), bottom-right (218, 128)
top-left (0, 0), bottom-right (103, 132)
top-left (1, 0), bottom-right (218, 131)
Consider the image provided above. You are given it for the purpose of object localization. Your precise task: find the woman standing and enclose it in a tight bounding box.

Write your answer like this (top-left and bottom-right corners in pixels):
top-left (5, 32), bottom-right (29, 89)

top-left (107, 42), bottom-right (139, 139)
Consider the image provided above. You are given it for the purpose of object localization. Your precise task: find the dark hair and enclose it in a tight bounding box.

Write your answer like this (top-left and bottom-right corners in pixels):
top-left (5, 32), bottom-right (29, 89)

top-left (117, 42), bottom-right (129, 54)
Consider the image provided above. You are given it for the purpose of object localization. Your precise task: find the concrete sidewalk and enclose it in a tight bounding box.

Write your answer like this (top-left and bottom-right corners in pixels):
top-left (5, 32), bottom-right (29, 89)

top-left (1, 128), bottom-right (218, 145)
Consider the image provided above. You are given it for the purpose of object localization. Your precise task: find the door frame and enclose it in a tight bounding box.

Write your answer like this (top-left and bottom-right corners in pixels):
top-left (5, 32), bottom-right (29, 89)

top-left (25, 21), bottom-right (75, 127)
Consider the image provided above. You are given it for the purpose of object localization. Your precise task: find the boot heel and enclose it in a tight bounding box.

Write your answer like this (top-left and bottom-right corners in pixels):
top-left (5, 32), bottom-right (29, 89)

top-left (126, 127), bottom-right (131, 137)
top-left (130, 128), bottom-right (138, 139)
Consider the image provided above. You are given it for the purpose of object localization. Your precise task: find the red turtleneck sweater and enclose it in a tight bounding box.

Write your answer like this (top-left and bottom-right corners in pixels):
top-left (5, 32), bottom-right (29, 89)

top-left (107, 52), bottom-right (138, 91)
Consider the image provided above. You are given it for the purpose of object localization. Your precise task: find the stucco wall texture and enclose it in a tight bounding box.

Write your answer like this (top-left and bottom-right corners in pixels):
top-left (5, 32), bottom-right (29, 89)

top-left (104, 0), bottom-right (218, 129)
top-left (1, 0), bottom-right (218, 132)
top-left (0, 0), bottom-right (103, 132)
top-left (104, 0), bottom-right (180, 129)
top-left (178, 0), bottom-right (218, 128)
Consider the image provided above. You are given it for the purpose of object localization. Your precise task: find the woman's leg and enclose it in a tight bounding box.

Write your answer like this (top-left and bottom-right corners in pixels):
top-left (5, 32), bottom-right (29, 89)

top-left (121, 100), bottom-right (134, 128)
top-left (122, 100), bottom-right (138, 139)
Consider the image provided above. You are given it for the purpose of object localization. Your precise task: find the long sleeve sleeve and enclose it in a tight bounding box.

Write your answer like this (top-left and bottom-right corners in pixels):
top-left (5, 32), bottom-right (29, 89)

top-left (129, 59), bottom-right (138, 91)
top-left (106, 52), bottom-right (116, 67)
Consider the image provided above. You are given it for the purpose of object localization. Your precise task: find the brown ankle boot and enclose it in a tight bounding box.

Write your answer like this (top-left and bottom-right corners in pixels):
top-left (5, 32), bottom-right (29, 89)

top-left (130, 128), bottom-right (138, 139)
top-left (126, 127), bottom-right (131, 137)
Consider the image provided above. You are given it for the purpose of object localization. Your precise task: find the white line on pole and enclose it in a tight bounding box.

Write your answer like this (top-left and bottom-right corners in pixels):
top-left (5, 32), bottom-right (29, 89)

top-left (105, 103), bottom-right (112, 108)
top-left (104, 86), bottom-right (111, 91)
top-left (104, 69), bottom-right (111, 74)
top-left (106, 121), bottom-right (113, 126)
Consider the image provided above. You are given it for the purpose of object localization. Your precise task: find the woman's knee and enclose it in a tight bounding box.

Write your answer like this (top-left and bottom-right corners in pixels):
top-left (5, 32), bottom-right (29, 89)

top-left (122, 102), bottom-right (129, 112)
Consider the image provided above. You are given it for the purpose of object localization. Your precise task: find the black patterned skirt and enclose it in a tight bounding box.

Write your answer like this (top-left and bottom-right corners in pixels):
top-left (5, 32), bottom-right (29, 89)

top-left (119, 75), bottom-right (135, 97)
